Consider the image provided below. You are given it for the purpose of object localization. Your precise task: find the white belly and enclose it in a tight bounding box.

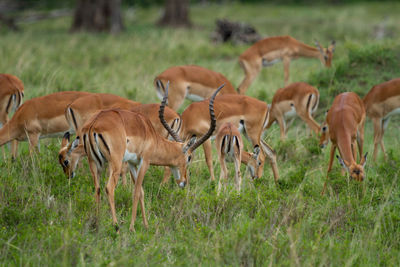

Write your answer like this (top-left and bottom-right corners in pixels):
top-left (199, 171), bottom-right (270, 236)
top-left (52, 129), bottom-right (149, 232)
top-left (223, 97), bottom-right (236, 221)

top-left (123, 150), bottom-right (140, 164)
top-left (284, 106), bottom-right (297, 118)
top-left (384, 107), bottom-right (400, 119)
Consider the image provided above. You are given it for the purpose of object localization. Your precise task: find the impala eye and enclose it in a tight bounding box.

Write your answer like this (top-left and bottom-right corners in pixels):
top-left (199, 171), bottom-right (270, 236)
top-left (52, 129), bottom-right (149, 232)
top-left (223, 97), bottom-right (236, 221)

top-left (64, 160), bottom-right (69, 166)
top-left (322, 126), bottom-right (327, 132)
top-left (187, 155), bottom-right (192, 163)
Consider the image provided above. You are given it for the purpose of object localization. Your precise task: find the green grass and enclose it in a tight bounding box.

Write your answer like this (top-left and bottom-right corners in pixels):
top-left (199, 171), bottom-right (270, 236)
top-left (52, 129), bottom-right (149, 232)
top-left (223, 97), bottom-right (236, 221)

top-left (1, 2), bottom-right (400, 266)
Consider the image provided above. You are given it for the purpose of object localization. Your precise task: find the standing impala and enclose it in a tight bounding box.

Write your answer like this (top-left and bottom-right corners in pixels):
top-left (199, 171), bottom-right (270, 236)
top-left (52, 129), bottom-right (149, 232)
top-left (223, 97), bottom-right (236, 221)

top-left (363, 78), bottom-right (400, 161)
top-left (0, 74), bottom-right (24, 157)
top-left (59, 99), bottom-right (181, 180)
top-left (238, 35), bottom-right (335, 93)
top-left (178, 93), bottom-right (279, 182)
top-left (75, 84), bottom-right (221, 231)
top-left (215, 122), bottom-right (261, 194)
top-left (319, 92), bottom-right (367, 195)
top-left (265, 82), bottom-right (320, 139)
top-left (0, 91), bottom-right (91, 159)
top-left (154, 65), bottom-right (238, 111)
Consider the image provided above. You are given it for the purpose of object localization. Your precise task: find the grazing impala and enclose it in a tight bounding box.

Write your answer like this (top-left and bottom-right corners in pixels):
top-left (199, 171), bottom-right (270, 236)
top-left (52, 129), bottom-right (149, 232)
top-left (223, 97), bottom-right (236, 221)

top-left (363, 78), bottom-right (400, 161)
top-left (0, 74), bottom-right (24, 157)
top-left (59, 99), bottom-right (181, 180)
top-left (0, 91), bottom-right (91, 159)
top-left (238, 35), bottom-right (335, 93)
top-left (265, 82), bottom-right (320, 139)
top-left (319, 92), bottom-right (367, 195)
top-left (74, 84), bottom-right (221, 231)
top-left (154, 65), bottom-right (238, 111)
top-left (215, 122), bottom-right (261, 194)
top-left (178, 94), bottom-right (279, 182)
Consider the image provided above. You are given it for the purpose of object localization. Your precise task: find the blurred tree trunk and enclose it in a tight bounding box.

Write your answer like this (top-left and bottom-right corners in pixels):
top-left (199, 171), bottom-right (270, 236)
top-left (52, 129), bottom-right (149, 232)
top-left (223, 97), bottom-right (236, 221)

top-left (71, 0), bottom-right (124, 33)
top-left (157, 0), bottom-right (191, 28)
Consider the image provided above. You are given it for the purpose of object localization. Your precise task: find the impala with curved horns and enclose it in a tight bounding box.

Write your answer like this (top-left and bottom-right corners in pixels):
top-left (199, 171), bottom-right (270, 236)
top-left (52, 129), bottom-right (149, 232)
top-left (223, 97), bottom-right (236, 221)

top-left (238, 35), bottom-right (335, 93)
top-left (73, 84), bottom-right (222, 231)
top-left (159, 82), bottom-right (279, 183)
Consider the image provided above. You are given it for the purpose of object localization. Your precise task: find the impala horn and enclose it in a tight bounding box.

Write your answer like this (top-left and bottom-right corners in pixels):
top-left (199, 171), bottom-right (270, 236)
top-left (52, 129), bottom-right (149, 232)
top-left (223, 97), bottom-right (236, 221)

top-left (187, 84), bottom-right (224, 153)
top-left (159, 81), bottom-right (183, 142)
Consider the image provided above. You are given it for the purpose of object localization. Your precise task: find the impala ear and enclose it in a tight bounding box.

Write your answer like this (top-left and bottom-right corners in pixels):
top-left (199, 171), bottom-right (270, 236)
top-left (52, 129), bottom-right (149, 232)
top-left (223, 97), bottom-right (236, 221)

top-left (329, 40), bottom-right (336, 52)
top-left (61, 132), bottom-right (70, 147)
top-left (253, 145), bottom-right (261, 158)
top-left (314, 39), bottom-right (324, 53)
top-left (67, 137), bottom-right (80, 155)
top-left (361, 152), bottom-right (368, 167)
top-left (336, 155), bottom-right (349, 171)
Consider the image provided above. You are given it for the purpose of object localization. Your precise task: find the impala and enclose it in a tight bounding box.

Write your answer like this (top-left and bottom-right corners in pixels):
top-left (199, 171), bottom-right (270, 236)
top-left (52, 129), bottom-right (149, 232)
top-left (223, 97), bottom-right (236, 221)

top-left (238, 35), bottom-right (335, 93)
top-left (319, 92), bottom-right (367, 195)
top-left (59, 99), bottom-right (181, 180)
top-left (265, 82), bottom-right (320, 139)
top-left (177, 93), bottom-right (279, 182)
top-left (74, 84), bottom-right (221, 231)
top-left (0, 91), bottom-right (91, 159)
top-left (154, 65), bottom-right (238, 111)
top-left (363, 78), bottom-right (400, 161)
top-left (0, 74), bottom-right (24, 157)
top-left (215, 122), bottom-right (261, 194)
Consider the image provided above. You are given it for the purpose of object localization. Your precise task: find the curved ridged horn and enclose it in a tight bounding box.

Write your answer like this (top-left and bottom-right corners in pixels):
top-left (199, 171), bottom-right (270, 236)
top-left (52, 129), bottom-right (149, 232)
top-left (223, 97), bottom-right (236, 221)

top-left (314, 39), bottom-right (324, 53)
top-left (187, 84), bottom-right (224, 153)
top-left (159, 81), bottom-right (183, 142)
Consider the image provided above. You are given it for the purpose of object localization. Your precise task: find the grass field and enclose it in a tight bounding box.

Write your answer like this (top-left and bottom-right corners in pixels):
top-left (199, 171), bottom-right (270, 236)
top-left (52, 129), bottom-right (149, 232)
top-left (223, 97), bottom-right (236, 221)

top-left (1, 2), bottom-right (400, 266)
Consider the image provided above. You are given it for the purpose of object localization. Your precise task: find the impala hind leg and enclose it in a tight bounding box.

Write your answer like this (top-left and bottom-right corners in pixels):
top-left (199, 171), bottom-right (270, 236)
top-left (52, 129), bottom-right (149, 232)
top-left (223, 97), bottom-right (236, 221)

top-left (283, 57), bottom-right (291, 86)
top-left (238, 59), bottom-right (261, 94)
top-left (297, 111), bottom-right (320, 136)
top-left (105, 160), bottom-right (123, 230)
top-left (130, 160), bottom-right (150, 232)
top-left (88, 160), bottom-right (102, 218)
top-left (217, 155), bottom-right (228, 195)
top-left (234, 156), bottom-right (242, 191)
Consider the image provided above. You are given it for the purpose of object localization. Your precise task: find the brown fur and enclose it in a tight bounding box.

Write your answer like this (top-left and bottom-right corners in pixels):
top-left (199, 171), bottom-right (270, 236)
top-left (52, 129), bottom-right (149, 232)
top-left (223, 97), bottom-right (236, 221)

top-left (238, 35), bottom-right (335, 93)
top-left (319, 92), bottom-right (367, 195)
top-left (266, 82), bottom-right (320, 139)
top-left (363, 78), bottom-right (400, 161)
top-left (154, 65), bottom-right (237, 110)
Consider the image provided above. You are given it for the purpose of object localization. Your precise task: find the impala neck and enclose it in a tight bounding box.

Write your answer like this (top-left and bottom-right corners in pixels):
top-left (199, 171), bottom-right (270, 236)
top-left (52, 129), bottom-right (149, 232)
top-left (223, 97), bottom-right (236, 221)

top-left (336, 132), bottom-right (356, 165)
top-left (149, 138), bottom-right (186, 167)
top-left (297, 43), bottom-right (323, 60)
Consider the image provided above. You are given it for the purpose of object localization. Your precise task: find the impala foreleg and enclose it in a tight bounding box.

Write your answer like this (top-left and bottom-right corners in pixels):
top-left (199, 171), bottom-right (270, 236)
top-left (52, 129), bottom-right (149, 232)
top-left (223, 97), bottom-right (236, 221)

top-left (372, 118), bottom-right (383, 161)
top-left (260, 140), bottom-right (279, 182)
top-left (217, 154), bottom-right (228, 195)
top-left (129, 170), bottom-right (148, 229)
top-left (88, 160), bottom-right (102, 217)
top-left (234, 155), bottom-right (242, 191)
top-left (203, 139), bottom-right (215, 181)
top-left (283, 57), bottom-right (291, 86)
top-left (322, 144), bottom-right (336, 195)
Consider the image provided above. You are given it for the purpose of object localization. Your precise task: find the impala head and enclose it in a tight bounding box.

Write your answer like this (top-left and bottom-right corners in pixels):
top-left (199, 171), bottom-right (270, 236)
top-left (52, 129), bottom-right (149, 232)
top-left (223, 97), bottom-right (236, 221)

top-left (58, 132), bottom-right (81, 179)
top-left (246, 145), bottom-right (262, 179)
top-left (337, 153), bottom-right (368, 181)
top-left (319, 124), bottom-right (330, 148)
top-left (315, 40), bottom-right (336, 67)
top-left (159, 81), bottom-right (224, 187)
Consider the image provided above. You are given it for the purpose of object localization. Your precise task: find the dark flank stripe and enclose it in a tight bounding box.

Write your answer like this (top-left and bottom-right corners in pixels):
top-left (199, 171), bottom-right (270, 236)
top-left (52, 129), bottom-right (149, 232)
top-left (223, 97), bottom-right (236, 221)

top-left (83, 134), bottom-right (88, 155)
top-left (98, 133), bottom-right (110, 155)
top-left (5, 94), bottom-right (14, 114)
top-left (69, 108), bottom-right (78, 132)
top-left (306, 94), bottom-right (312, 112)
top-left (90, 133), bottom-right (103, 167)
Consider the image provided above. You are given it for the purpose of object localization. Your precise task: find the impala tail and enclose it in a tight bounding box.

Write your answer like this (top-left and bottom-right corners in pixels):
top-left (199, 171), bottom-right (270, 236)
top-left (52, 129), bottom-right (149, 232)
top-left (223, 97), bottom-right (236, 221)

top-left (83, 128), bottom-right (112, 170)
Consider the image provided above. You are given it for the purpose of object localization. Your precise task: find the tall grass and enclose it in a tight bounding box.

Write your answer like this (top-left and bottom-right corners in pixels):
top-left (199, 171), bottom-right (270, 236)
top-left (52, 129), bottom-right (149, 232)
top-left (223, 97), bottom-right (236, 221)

top-left (1, 3), bottom-right (400, 266)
